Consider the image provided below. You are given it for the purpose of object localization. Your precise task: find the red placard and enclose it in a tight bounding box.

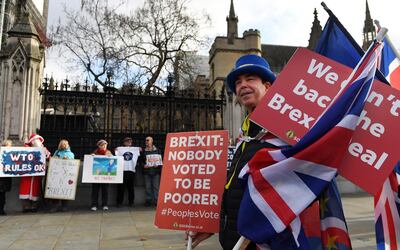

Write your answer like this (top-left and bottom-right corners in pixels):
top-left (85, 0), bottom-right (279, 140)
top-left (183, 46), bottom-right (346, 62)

top-left (339, 82), bottom-right (400, 193)
top-left (154, 130), bottom-right (228, 232)
top-left (251, 48), bottom-right (400, 195)
top-left (251, 48), bottom-right (352, 144)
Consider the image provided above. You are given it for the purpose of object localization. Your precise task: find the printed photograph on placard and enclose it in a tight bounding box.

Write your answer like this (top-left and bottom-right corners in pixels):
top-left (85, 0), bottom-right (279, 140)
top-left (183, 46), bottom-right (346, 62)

top-left (82, 155), bottom-right (124, 183)
top-left (92, 157), bottom-right (117, 176)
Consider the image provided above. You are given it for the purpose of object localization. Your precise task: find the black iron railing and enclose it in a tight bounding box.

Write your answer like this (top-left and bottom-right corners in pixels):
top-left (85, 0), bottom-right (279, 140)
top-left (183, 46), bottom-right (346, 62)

top-left (38, 78), bottom-right (225, 158)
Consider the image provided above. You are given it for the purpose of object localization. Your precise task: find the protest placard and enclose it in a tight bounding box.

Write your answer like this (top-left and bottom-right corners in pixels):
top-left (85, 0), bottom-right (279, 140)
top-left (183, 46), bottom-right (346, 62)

top-left (227, 146), bottom-right (236, 171)
top-left (0, 147), bottom-right (46, 177)
top-left (155, 130), bottom-right (229, 232)
top-left (45, 158), bottom-right (80, 200)
top-left (250, 47), bottom-right (400, 194)
top-left (115, 147), bottom-right (141, 170)
top-left (82, 155), bottom-right (124, 183)
top-left (146, 154), bottom-right (163, 167)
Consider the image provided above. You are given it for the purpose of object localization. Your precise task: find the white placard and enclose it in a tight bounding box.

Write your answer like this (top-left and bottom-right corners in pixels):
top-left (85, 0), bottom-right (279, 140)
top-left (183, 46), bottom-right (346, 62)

top-left (45, 158), bottom-right (80, 200)
top-left (146, 154), bottom-right (163, 167)
top-left (82, 155), bottom-right (124, 183)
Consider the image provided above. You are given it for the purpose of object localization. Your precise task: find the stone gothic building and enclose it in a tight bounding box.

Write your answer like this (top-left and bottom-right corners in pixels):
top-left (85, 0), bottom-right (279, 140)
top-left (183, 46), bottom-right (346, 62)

top-left (0, 0), bottom-right (49, 142)
top-left (210, 0), bottom-right (378, 144)
top-left (209, 0), bottom-right (323, 143)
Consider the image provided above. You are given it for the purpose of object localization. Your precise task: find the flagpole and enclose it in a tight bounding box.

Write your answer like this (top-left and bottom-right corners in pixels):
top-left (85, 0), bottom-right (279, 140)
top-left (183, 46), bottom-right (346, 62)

top-left (320, 2), bottom-right (390, 85)
top-left (232, 236), bottom-right (245, 250)
top-left (186, 235), bottom-right (192, 250)
top-left (321, 2), bottom-right (365, 55)
top-left (374, 20), bottom-right (400, 59)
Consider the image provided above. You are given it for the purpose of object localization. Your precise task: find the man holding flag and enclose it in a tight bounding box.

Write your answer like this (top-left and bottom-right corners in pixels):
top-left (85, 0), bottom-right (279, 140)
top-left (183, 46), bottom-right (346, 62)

top-left (234, 25), bottom-right (386, 250)
top-left (186, 54), bottom-right (288, 249)
top-left (187, 12), bottom-right (389, 250)
top-left (187, 50), bottom-right (352, 249)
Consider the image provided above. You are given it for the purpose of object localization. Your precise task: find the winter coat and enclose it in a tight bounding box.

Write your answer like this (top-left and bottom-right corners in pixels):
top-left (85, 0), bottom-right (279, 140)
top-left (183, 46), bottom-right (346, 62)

top-left (19, 144), bottom-right (50, 201)
top-left (54, 147), bottom-right (75, 159)
top-left (219, 121), bottom-right (283, 250)
top-left (0, 178), bottom-right (12, 192)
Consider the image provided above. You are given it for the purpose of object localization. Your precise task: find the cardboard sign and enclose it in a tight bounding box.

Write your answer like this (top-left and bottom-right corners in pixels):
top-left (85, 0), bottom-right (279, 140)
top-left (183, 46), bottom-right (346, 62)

top-left (340, 82), bottom-right (400, 192)
top-left (45, 158), bottom-right (80, 200)
top-left (0, 147), bottom-right (46, 177)
top-left (251, 48), bottom-right (400, 195)
top-left (82, 155), bottom-right (124, 183)
top-left (155, 130), bottom-right (229, 232)
top-left (146, 154), bottom-right (163, 167)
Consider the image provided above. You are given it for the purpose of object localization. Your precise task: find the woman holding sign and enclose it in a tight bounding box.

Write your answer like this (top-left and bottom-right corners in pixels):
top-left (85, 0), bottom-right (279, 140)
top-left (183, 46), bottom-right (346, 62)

top-left (90, 139), bottom-right (113, 211)
top-left (142, 136), bottom-right (162, 207)
top-left (49, 139), bottom-right (75, 212)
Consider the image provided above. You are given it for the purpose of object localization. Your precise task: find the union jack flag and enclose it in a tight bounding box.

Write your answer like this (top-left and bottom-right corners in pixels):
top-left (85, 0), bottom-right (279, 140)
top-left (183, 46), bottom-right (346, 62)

top-left (373, 21), bottom-right (400, 250)
top-left (374, 42), bottom-right (400, 248)
top-left (379, 37), bottom-right (400, 89)
top-left (237, 39), bottom-right (384, 248)
top-left (374, 42), bottom-right (400, 249)
top-left (374, 163), bottom-right (400, 250)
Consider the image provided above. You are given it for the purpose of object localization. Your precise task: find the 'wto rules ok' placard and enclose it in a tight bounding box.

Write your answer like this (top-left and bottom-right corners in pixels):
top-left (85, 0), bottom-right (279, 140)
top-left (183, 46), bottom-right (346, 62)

top-left (251, 48), bottom-right (400, 195)
top-left (0, 147), bottom-right (46, 177)
top-left (155, 130), bottom-right (228, 232)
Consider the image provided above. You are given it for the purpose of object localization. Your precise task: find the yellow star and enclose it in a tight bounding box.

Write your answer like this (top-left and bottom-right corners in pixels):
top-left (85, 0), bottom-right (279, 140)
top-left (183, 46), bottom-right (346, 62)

top-left (326, 234), bottom-right (339, 250)
top-left (319, 195), bottom-right (330, 218)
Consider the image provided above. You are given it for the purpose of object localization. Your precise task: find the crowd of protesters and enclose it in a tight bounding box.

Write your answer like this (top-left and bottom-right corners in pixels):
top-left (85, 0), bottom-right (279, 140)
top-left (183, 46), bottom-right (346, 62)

top-left (0, 134), bottom-right (162, 215)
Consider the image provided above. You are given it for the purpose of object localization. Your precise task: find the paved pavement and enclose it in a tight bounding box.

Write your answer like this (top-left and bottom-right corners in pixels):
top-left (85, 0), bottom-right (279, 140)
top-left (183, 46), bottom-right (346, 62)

top-left (0, 194), bottom-right (376, 250)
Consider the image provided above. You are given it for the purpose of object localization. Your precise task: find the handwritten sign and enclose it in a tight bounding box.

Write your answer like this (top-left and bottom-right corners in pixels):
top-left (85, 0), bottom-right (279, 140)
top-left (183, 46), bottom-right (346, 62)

top-left (251, 48), bottom-right (400, 194)
top-left (45, 158), bottom-right (80, 200)
top-left (155, 130), bottom-right (229, 232)
top-left (0, 147), bottom-right (46, 177)
top-left (82, 155), bottom-right (124, 183)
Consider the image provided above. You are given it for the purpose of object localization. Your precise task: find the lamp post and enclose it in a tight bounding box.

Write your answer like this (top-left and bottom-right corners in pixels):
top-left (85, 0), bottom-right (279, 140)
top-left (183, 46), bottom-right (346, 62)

top-left (104, 68), bottom-right (114, 141)
top-left (167, 73), bottom-right (174, 132)
top-left (167, 73), bottom-right (174, 94)
top-left (105, 68), bottom-right (115, 89)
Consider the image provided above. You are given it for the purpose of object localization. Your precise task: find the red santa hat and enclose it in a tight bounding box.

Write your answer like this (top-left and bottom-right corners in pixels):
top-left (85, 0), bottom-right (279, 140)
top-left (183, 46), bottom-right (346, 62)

top-left (27, 134), bottom-right (44, 145)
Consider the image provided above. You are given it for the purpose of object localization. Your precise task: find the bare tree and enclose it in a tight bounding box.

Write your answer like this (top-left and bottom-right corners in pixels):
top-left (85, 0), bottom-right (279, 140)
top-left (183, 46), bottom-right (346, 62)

top-left (49, 0), bottom-right (210, 91)
top-left (116, 0), bottom-right (209, 92)
top-left (50, 0), bottom-right (124, 87)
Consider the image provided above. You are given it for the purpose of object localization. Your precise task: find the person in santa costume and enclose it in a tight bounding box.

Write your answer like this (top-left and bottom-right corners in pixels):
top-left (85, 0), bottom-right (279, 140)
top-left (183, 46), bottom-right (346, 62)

top-left (19, 134), bottom-right (50, 212)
